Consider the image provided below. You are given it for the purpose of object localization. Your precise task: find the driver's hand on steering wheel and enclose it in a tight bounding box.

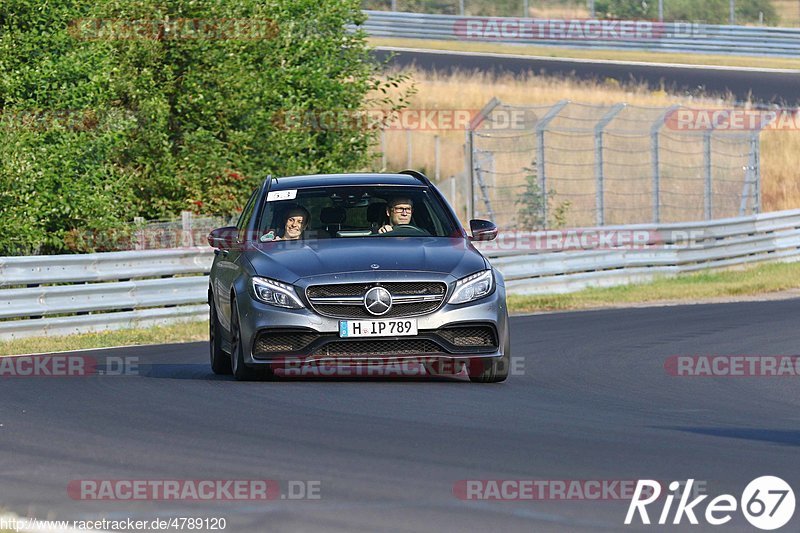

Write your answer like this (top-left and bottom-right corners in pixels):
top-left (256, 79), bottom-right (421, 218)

top-left (378, 224), bottom-right (393, 234)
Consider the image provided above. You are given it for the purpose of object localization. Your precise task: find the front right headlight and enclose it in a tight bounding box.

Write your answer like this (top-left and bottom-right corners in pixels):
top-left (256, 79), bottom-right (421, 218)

top-left (251, 277), bottom-right (305, 309)
top-left (448, 270), bottom-right (494, 305)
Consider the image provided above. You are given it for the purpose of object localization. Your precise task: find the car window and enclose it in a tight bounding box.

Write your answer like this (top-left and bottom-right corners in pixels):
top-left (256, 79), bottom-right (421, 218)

top-left (256, 186), bottom-right (458, 241)
top-left (237, 187), bottom-right (259, 242)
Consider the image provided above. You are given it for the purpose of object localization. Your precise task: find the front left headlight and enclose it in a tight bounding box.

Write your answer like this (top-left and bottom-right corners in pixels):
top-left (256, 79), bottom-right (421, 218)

top-left (448, 269), bottom-right (494, 305)
top-left (251, 277), bottom-right (305, 309)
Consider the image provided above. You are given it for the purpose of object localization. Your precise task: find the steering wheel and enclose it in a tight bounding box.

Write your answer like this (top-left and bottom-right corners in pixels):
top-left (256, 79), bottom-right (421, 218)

top-left (377, 224), bottom-right (430, 237)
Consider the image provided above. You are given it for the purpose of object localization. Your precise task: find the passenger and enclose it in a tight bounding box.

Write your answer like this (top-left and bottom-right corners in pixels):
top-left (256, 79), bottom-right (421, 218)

top-left (262, 205), bottom-right (310, 241)
top-left (378, 197), bottom-right (413, 234)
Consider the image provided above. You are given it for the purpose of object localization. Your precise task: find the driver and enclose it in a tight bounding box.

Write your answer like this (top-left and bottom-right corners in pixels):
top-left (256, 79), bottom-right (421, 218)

top-left (378, 197), bottom-right (413, 234)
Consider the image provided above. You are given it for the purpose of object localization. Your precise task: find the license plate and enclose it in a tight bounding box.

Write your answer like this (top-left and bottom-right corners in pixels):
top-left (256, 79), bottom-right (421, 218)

top-left (339, 319), bottom-right (418, 338)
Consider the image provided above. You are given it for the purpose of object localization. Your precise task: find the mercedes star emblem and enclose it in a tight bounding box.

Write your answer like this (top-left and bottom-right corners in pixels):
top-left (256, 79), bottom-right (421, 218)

top-left (371, 264), bottom-right (380, 269)
top-left (364, 286), bottom-right (392, 316)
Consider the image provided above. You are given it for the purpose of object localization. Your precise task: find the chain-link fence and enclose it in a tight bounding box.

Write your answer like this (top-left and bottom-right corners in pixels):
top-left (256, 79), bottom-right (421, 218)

top-left (467, 99), bottom-right (761, 229)
top-left (131, 212), bottom-right (230, 250)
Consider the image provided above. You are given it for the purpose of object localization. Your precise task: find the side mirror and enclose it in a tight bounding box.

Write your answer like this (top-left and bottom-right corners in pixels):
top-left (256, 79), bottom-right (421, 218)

top-left (208, 226), bottom-right (238, 249)
top-left (469, 219), bottom-right (498, 242)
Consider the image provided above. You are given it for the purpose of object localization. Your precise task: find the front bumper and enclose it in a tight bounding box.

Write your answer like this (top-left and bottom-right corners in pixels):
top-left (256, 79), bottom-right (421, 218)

top-left (235, 274), bottom-right (509, 367)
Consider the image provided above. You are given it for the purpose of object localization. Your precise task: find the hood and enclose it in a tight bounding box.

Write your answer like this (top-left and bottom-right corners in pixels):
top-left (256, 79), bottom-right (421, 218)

top-left (244, 237), bottom-right (487, 283)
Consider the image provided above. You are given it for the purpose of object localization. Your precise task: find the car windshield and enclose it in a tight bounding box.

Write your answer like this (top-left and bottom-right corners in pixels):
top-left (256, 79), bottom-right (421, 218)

top-left (256, 186), bottom-right (459, 241)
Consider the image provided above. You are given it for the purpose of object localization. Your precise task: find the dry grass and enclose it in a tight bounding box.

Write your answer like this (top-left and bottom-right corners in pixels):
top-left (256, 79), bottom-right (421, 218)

top-left (370, 68), bottom-right (800, 217)
top-left (0, 320), bottom-right (207, 356)
top-left (774, 0), bottom-right (800, 26)
top-left (508, 261), bottom-right (800, 313)
top-left (527, 0), bottom-right (589, 19)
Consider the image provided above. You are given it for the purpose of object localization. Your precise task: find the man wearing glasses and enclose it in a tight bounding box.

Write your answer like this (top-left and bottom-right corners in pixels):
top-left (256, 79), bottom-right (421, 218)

top-left (378, 197), bottom-right (414, 234)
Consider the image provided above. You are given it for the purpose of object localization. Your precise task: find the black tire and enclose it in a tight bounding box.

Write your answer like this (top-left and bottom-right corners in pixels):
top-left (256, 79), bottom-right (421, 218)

top-left (469, 336), bottom-right (510, 383)
top-left (230, 299), bottom-right (267, 381)
top-left (209, 296), bottom-right (232, 375)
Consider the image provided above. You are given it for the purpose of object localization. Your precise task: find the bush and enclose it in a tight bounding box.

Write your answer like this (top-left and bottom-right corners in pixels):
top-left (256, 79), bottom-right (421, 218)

top-left (0, 0), bottom-right (409, 254)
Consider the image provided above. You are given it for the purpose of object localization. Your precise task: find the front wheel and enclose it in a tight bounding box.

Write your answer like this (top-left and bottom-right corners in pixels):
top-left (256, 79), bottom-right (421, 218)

top-left (209, 297), bottom-right (232, 375)
top-left (469, 337), bottom-right (510, 383)
top-left (230, 299), bottom-right (266, 381)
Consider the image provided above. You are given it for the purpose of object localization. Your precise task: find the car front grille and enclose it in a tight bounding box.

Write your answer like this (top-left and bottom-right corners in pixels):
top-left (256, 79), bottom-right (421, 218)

top-left (309, 339), bottom-right (442, 357)
top-left (253, 330), bottom-right (318, 356)
top-left (251, 324), bottom-right (498, 359)
top-left (306, 281), bottom-right (447, 319)
top-left (437, 325), bottom-right (497, 347)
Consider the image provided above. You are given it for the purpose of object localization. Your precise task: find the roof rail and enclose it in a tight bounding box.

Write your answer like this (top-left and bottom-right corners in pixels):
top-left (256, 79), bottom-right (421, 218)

top-left (399, 169), bottom-right (431, 185)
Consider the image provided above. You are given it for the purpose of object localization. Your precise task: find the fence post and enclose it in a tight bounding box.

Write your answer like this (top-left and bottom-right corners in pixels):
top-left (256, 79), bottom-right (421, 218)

top-left (752, 131), bottom-right (761, 213)
top-left (535, 100), bottom-right (569, 229)
top-left (450, 176), bottom-right (457, 218)
top-left (651, 131), bottom-right (661, 224)
top-left (134, 216), bottom-right (145, 250)
top-left (595, 104), bottom-right (625, 226)
top-left (434, 134), bottom-right (441, 181)
top-left (651, 105), bottom-right (680, 224)
top-left (466, 97), bottom-right (502, 222)
top-left (381, 130), bottom-right (387, 170)
top-left (466, 130), bottom-right (475, 221)
top-left (406, 130), bottom-right (412, 168)
top-left (181, 211), bottom-right (193, 248)
top-left (703, 130), bottom-right (713, 220)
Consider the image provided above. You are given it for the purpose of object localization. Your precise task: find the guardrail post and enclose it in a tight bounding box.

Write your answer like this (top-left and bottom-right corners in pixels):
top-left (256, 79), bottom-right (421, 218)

top-left (535, 100), bottom-right (569, 229)
top-left (595, 104), bottom-right (625, 226)
top-left (704, 130), bottom-right (713, 220)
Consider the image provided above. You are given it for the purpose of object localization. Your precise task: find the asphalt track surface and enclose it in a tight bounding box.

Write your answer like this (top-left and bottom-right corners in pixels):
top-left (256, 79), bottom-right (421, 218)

top-left (375, 47), bottom-right (800, 105)
top-left (2, 299), bottom-right (800, 532)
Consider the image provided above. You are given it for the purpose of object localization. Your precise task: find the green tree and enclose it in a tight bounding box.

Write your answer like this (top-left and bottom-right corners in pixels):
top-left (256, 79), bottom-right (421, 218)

top-left (0, 0), bottom-right (409, 254)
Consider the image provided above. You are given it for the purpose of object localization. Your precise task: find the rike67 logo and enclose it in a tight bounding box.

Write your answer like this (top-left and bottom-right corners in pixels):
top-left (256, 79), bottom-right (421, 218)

top-left (626, 477), bottom-right (795, 530)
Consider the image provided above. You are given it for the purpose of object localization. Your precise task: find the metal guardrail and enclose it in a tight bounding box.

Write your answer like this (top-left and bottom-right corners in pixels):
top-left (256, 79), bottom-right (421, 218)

top-left (362, 11), bottom-right (800, 57)
top-left (477, 208), bottom-right (800, 294)
top-left (0, 248), bottom-right (214, 341)
top-left (1, 209), bottom-right (800, 340)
